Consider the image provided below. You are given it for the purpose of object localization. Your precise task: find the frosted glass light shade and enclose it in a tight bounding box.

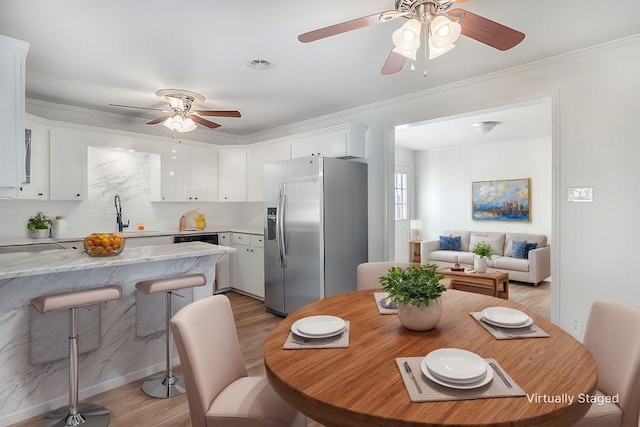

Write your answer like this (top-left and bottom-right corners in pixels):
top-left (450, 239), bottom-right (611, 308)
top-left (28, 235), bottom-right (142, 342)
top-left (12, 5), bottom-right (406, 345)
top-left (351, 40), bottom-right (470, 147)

top-left (392, 18), bottom-right (421, 53)
top-left (429, 16), bottom-right (461, 49)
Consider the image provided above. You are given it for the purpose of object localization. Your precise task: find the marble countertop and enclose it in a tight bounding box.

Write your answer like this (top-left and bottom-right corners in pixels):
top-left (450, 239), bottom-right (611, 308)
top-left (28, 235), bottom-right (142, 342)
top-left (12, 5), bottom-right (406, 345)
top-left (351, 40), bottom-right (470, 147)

top-left (0, 226), bottom-right (264, 247)
top-left (0, 241), bottom-right (233, 280)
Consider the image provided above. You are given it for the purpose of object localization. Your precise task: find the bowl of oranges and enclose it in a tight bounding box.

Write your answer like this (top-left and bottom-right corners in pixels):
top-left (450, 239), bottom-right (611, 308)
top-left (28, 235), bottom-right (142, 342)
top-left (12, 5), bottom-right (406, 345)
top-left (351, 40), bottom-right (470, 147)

top-left (83, 233), bottom-right (125, 257)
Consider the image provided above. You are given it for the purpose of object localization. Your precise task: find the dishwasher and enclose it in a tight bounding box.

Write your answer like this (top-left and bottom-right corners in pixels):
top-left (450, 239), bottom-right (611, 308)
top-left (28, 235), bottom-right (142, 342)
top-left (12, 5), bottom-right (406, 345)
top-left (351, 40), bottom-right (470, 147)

top-left (173, 233), bottom-right (229, 292)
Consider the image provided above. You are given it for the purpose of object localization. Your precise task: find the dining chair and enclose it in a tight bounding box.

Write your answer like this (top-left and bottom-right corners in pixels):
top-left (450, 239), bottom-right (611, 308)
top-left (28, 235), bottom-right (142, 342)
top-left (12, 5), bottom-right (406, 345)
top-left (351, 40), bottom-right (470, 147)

top-left (169, 294), bottom-right (306, 427)
top-left (574, 300), bottom-right (640, 427)
top-left (356, 262), bottom-right (452, 290)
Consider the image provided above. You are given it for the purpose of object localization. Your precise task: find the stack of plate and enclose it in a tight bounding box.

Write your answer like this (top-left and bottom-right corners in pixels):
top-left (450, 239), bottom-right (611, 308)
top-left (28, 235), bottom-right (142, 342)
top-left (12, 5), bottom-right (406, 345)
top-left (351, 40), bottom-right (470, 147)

top-left (291, 315), bottom-right (346, 339)
top-left (420, 348), bottom-right (494, 389)
top-left (481, 307), bottom-right (533, 328)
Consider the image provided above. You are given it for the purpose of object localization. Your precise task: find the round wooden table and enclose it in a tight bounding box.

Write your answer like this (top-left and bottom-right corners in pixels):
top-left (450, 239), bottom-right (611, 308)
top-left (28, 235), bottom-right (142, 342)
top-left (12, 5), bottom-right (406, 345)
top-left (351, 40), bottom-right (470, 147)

top-left (264, 289), bottom-right (597, 427)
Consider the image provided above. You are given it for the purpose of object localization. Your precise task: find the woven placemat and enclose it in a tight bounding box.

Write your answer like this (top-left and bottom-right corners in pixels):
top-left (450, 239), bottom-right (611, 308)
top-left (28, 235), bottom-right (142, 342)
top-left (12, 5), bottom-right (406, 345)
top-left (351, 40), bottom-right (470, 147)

top-left (470, 312), bottom-right (549, 339)
top-left (283, 321), bottom-right (350, 349)
top-left (396, 357), bottom-right (525, 402)
top-left (374, 292), bottom-right (398, 314)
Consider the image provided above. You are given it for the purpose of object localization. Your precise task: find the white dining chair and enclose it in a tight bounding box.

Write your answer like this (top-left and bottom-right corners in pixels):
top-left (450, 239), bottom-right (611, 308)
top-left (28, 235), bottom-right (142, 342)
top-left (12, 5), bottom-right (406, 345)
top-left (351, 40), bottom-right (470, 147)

top-left (574, 300), bottom-right (640, 427)
top-left (169, 294), bottom-right (306, 427)
top-left (356, 262), bottom-right (412, 290)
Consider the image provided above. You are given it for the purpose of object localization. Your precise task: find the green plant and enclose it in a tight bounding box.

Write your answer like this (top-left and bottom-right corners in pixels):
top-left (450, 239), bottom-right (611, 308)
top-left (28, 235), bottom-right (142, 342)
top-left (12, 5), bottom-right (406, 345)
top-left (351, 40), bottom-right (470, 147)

top-left (472, 242), bottom-right (493, 259)
top-left (379, 264), bottom-right (446, 308)
top-left (27, 211), bottom-right (53, 231)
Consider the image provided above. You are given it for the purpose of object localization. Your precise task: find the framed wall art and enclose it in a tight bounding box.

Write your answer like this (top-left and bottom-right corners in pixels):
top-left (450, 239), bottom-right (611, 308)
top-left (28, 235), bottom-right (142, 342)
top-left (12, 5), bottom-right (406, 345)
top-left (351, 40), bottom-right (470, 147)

top-left (472, 178), bottom-right (530, 221)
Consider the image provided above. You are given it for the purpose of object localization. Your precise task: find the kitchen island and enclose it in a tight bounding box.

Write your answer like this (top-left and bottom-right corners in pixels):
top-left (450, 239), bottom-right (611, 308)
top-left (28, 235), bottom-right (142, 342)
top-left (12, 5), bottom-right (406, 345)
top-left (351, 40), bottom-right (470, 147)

top-left (0, 241), bottom-right (229, 425)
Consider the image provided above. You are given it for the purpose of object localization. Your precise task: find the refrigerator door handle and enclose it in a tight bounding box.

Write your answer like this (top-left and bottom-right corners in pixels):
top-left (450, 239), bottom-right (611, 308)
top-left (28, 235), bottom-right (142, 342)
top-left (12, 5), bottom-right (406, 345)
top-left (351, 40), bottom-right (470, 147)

top-left (277, 183), bottom-right (287, 268)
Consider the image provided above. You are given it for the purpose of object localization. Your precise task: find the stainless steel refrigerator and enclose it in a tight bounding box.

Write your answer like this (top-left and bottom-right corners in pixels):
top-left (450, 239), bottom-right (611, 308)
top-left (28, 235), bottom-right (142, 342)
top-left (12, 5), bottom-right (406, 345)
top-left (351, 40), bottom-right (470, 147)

top-left (263, 156), bottom-right (368, 316)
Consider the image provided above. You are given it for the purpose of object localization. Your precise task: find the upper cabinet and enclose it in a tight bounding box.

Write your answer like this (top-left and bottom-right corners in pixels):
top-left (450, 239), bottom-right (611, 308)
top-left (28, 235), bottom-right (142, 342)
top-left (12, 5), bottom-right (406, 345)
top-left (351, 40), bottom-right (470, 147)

top-left (16, 116), bottom-right (49, 199)
top-left (0, 35), bottom-right (29, 198)
top-left (159, 143), bottom-right (218, 202)
top-left (247, 141), bottom-right (290, 202)
top-left (49, 127), bottom-right (88, 200)
top-left (290, 124), bottom-right (366, 159)
top-left (218, 149), bottom-right (247, 201)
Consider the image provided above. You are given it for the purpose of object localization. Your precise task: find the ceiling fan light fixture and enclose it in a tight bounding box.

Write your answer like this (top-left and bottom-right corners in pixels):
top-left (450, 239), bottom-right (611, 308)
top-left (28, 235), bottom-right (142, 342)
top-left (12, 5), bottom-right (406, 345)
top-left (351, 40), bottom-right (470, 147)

top-left (472, 121), bottom-right (499, 134)
top-left (428, 36), bottom-right (456, 59)
top-left (163, 114), bottom-right (197, 133)
top-left (178, 117), bottom-right (197, 133)
top-left (392, 18), bottom-right (421, 52)
top-left (429, 16), bottom-right (461, 49)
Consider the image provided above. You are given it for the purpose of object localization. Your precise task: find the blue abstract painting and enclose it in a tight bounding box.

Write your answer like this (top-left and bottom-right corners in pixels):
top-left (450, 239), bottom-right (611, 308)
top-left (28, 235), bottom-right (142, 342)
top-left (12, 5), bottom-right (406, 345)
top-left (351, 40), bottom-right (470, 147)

top-left (472, 179), bottom-right (530, 221)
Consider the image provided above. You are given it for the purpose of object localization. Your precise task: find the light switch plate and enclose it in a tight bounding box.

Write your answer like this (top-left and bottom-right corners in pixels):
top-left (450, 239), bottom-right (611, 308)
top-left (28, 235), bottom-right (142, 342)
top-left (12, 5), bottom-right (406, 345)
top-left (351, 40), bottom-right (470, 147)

top-left (567, 187), bottom-right (593, 202)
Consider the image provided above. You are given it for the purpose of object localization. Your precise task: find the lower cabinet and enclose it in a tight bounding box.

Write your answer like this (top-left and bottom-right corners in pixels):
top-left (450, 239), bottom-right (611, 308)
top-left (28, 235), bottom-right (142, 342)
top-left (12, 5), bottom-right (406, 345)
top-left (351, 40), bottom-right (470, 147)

top-left (231, 233), bottom-right (264, 299)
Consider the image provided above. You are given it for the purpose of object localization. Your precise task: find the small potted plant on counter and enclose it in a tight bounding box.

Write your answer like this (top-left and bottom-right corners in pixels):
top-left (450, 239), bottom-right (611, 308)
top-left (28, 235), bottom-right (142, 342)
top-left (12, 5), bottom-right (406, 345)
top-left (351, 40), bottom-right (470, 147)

top-left (472, 241), bottom-right (492, 273)
top-left (27, 211), bottom-right (53, 238)
top-left (379, 264), bottom-right (447, 331)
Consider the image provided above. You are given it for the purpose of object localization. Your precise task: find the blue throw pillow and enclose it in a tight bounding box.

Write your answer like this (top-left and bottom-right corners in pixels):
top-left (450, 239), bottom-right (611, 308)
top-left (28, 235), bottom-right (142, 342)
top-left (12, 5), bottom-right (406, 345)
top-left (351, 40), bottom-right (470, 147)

top-left (524, 242), bottom-right (538, 259)
top-left (511, 240), bottom-right (528, 259)
top-left (440, 235), bottom-right (461, 251)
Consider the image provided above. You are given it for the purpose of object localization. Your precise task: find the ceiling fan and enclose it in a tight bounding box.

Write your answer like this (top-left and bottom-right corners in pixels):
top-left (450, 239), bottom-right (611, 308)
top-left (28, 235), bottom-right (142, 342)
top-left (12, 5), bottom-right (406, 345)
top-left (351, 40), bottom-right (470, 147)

top-left (110, 89), bottom-right (241, 133)
top-left (298, 0), bottom-right (525, 75)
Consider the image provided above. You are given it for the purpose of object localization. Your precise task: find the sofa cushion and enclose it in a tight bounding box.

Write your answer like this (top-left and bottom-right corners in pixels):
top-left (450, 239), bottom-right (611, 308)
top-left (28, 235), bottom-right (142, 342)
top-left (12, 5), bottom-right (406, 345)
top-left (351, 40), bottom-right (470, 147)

top-left (511, 240), bottom-right (528, 259)
top-left (429, 250), bottom-right (460, 263)
top-left (525, 243), bottom-right (537, 259)
top-left (505, 233), bottom-right (547, 256)
top-left (469, 232), bottom-right (506, 256)
top-left (493, 257), bottom-right (530, 272)
top-left (442, 230), bottom-right (472, 252)
top-left (439, 235), bottom-right (461, 251)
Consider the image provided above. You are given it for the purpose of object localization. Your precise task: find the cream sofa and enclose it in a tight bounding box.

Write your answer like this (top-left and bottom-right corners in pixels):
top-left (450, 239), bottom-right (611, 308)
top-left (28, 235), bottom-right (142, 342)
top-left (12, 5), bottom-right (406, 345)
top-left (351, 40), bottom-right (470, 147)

top-left (420, 230), bottom-right (550, 285)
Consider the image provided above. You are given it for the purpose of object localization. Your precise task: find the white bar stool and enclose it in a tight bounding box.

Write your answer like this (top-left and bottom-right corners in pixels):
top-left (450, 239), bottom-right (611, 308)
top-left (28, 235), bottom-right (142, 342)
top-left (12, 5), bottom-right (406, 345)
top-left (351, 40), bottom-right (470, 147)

top-left (31, 284), bottom-right (122, 427)
top-left (135, 273), bottom-right (206, 398)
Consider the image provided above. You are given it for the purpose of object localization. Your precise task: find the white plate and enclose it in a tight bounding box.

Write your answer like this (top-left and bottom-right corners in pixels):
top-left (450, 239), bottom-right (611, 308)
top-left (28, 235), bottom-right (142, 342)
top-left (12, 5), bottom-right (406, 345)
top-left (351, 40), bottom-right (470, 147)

top-left (482, 316), bottom-right (533, 329)
top-left (482, 307), bottom-right (531, 327)
top-left (421, 357), bottom-right (494, 389)
top-left (424, 348), bottom-right (488, 384)
top-left (291, 315), bottom-right (345, 338)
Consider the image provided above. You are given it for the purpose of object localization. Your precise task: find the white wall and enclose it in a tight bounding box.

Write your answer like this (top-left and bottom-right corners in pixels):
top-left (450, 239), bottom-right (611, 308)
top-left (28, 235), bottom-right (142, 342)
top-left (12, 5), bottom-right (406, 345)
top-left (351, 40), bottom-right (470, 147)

top-left (414, 137), bottom-right (552, 240)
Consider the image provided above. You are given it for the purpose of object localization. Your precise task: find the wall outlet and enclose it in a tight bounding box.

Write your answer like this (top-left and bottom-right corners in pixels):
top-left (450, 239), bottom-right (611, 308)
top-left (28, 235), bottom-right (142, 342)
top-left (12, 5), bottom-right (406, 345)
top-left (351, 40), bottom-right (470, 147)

top-left (571, 319), bottom-right (582, 332)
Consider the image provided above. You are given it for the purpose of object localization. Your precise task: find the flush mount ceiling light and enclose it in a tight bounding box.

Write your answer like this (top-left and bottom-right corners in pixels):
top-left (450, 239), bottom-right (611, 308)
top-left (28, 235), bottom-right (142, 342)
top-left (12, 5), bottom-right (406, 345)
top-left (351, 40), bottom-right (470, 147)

top-left (473, 121), bottom-right (499, 135)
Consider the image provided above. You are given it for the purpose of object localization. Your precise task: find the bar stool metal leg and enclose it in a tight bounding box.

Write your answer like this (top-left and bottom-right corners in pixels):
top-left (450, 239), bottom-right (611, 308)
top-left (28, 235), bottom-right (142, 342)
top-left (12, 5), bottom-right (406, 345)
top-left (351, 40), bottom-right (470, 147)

top-left (140, 291), bottom-right (186, 398)
top-left (42, 307), bottom-right (110, 427)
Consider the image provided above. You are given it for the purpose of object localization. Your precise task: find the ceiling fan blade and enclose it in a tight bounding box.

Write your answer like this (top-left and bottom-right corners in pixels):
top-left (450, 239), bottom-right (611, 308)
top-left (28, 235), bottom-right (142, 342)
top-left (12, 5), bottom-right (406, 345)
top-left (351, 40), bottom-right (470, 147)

top-left (191, 115), bottom-right (221, 129)
top-left (381, 49), bottom-right (407, 75)
top-left (450, 8), bottom-right (525, 51)
top-left (193, 110), bottom-right (241, 118)
top-left (298, 10), bottom-right (402, 43)
top-left (109, 103), bottom-right (167, 113)
top-left (146, 115), bottom-right (171, 125)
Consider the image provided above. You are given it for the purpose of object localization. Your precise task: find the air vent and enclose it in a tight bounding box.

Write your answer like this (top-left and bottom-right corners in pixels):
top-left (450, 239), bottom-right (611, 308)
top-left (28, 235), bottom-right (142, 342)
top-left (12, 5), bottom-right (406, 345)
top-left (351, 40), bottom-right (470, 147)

top-left (248, 59), bottom-right (273, 70)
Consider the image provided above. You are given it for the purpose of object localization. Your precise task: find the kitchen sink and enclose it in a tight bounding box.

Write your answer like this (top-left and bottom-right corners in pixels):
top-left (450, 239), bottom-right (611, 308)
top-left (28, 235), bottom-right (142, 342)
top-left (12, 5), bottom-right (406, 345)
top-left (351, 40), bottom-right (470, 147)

top-left (0, 243), bottom-right (65, 254)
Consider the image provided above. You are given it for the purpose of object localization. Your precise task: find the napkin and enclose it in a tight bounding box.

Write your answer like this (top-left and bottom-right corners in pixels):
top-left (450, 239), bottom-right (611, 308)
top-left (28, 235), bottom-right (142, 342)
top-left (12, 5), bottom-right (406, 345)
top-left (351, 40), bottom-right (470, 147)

top-left (396, 357), bottom-right (526, 402)
top-left (374, 292), bottom-right (398, 314)
top-left (470, 312), bottom-right (549, 339)
top-left (283, 321), bottom-right (350, 349)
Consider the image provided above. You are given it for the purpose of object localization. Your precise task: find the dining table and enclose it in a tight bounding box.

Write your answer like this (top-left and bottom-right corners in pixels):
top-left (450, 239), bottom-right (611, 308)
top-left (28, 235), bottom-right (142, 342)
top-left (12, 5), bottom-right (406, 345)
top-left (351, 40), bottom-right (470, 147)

top-left (263, 289), bottom-right (598, 427)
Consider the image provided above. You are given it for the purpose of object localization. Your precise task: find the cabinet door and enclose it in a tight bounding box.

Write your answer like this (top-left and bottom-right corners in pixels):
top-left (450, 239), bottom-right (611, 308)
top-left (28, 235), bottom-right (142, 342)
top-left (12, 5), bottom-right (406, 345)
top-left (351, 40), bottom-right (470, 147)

top-left (17, 120), bottom-right (49, 199)
top-left (247, 141), bottom-right (290, 202)
top-left (160, 143), bottom-right (191, 201)
top-left (49, 128), bottom-right (87, 200)
top-left (218, 150), bottom-right (247, 201)
top-left (290, 124), bottom-right (366, 159)
top-left (190, 145), bottom-right (218, 201)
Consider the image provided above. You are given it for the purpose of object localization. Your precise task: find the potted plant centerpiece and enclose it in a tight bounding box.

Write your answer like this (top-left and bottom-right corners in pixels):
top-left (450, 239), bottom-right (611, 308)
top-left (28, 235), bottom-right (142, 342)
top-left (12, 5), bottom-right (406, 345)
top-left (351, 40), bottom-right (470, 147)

top-left (27, 211), bottom-right (53, 238)
top-left (472, 242), bottom-right (492, 273)
top-left (379, 264), bottom-right (447, 331)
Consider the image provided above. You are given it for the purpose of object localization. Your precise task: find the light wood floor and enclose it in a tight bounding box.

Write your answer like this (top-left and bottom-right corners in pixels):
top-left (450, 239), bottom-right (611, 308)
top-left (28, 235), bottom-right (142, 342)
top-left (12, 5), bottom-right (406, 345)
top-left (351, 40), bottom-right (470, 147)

top-left (12, 281), bottom-right (550, 427)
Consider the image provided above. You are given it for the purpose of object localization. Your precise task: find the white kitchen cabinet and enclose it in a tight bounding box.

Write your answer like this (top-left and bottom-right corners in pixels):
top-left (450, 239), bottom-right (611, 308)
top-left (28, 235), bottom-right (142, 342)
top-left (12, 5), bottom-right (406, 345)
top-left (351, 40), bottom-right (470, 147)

top-left (0, 35), bottom-right (29, 198)
top-left (215, 232), bottom-right (232, 291)
top-left (231, 232), bottom-right (265, 299)
top-left (290, 124), bottom-right (367, 159)
top-left (49, 127), bottom-right (87, 200)
top-left (218, 149), bottom-right (247, 201)
top-left (16, 117), bottom-right (49, 199)
top-left (247, 141), bottom-right (290, 201)
top-left (159, 143), bottom-right (218, 201)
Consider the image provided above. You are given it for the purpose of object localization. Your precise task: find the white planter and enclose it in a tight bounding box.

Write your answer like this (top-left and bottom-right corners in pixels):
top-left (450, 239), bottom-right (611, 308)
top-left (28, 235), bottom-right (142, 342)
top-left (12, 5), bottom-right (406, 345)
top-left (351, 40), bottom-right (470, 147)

top-left (474, 256), bottom-right (488, 273)
top-left (397, 297), bottom-right (442, 331)
top-left (30, 228), bottom-right (50, 239)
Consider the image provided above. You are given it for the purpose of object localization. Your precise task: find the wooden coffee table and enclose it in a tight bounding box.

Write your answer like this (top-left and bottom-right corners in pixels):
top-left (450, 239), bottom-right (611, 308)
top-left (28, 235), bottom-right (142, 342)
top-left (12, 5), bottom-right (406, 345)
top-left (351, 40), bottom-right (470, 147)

top-left (437, 266), bottom-right (509, 299)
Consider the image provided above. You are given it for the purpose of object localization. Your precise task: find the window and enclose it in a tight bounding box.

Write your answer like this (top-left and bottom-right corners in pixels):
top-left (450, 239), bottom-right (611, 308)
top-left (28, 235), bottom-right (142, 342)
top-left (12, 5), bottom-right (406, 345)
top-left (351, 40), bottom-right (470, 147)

top-left (394, 171), bottom-right (408, 220)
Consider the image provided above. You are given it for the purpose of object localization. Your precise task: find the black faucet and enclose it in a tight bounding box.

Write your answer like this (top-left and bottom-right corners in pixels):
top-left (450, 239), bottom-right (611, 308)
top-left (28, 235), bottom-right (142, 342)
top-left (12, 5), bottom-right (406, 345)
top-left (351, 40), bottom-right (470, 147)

top-left (114, 194), bottom-right (129, 232)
